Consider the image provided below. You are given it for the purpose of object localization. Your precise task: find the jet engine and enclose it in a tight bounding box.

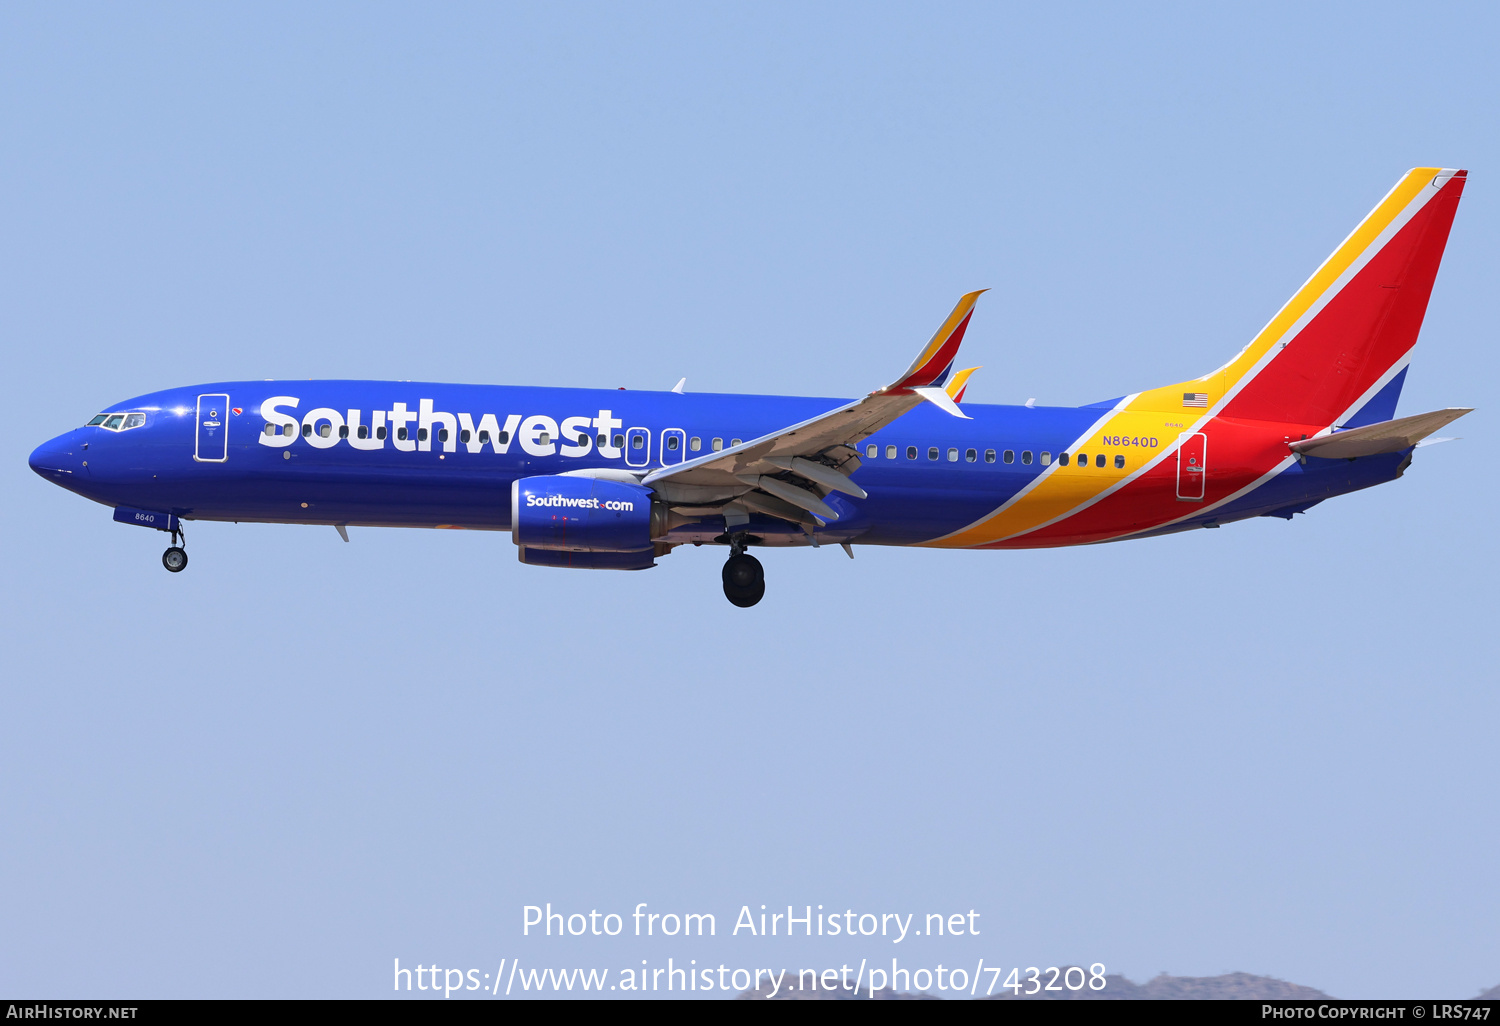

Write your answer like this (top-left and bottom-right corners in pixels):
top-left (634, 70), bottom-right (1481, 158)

top-left (510, 475), bottom-right (666, 554)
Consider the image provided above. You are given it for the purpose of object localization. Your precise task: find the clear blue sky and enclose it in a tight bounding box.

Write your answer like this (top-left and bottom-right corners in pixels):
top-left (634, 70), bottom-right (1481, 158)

top-left (2, 1), bottom-right (1496, 999)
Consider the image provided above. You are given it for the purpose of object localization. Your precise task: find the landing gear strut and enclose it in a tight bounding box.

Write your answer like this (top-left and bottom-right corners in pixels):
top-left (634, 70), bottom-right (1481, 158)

top-left (722, 535), bottom-right (764, 607)
top-left (162, 525), bottom-right (188, 573)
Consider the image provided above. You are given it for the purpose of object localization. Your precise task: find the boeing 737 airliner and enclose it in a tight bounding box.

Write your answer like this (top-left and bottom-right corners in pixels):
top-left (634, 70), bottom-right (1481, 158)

top-left (29, 168), bottom-right (1472, 606)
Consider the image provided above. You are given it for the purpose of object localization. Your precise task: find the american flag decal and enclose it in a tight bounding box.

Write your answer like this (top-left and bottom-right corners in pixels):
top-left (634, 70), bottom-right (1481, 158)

top-left (1182, 392), bottom-right (1208, 408)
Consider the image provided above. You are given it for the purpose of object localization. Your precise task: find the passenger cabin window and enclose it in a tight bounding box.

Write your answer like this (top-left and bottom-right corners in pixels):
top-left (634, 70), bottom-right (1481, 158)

top-left (1021, 451), bottom-right (1033, 465)
top-left (1096, 453), bottom-right (1106, 468)
top-left (339, 425), bottom-right (349, 439)
top-left (438, 428), bottom-right (448, 443)
top-left (359, 426), bottom-right (370, 439)
top-left (965, 448), bottom-right (977, 462)
top-left (947, 448), bottom-right (958, 462)
top-left (886, 445), bottom-right (897, 459)
top-left (1076, 452), bottom-right (1086, 466)
top-left (1114, 454), bottom-right (1125, 469)
top-left (537, 432), bottom-right (549, 445)
top-left (690, 437), bottom-right (701, 451)
top-left (304, 423), bottom-right (314, 437)
top-left (1059, 453), bottom-right (1069, 466)
top-left (731, 438), bottom-right (742, 446)
top-left (377, 426), bottom-right (388, 440)
top-left (263, 423), bottom-right (276, 436)
top-left (460, 429), bottom-right (470, 443)
top-left (1041, 452), bottom-right (1052, 465)
top-left (866, 444), bottom-right (878, 458)
top-left (610, 433), bottom-right (622, 448)
top-left (478, 430), bottom-right (490, 443)
top-left (88, 415), bottom-right (109, 426)
top-left (712, 438), bottom-right (723, 451)
top-left (906, 446), bottom-right (917, 460)
top-left (631, 435), bottom-right (644, 449)
top-left (1003, 450), bottom-right (1015, 464)
top-left (397, 427), bottom-right (407, 441)
top-left (984, 449), bottom-right (996, 463)
top-left (666, 436), bottom-right (680, 451)
top-left (320, 424), bottom-right (333, 438)
top-left (927, 447), bottom-right (939, 461)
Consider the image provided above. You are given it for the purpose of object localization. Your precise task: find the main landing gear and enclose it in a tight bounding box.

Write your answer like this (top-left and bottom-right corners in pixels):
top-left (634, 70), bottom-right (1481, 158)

top-left (162, 526), bottom-right (188, 573)
top-left (722, 535), bottom-right (764, 608)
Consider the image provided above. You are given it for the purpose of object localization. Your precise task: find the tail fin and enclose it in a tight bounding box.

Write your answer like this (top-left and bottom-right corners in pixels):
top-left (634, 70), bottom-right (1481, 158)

top-left (1136, 168), bottom-right (1467, 427)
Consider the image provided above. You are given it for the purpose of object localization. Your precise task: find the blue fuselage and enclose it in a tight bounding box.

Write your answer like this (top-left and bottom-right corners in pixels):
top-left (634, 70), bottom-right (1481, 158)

top-left (29, 380), bottom-right (1408, 548)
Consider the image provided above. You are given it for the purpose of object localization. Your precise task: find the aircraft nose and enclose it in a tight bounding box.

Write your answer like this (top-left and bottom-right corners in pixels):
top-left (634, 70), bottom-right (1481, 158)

top-left (29, 434), bottom-right (83, 482)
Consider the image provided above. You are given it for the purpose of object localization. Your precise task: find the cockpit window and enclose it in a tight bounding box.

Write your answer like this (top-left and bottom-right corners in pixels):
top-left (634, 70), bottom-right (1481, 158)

top-left (92, 411), bottom-right (147, 431)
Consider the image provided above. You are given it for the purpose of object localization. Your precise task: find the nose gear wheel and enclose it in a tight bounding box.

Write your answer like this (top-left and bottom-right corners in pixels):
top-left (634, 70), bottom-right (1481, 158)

top-left (161, 524), bottom-right (188, 573)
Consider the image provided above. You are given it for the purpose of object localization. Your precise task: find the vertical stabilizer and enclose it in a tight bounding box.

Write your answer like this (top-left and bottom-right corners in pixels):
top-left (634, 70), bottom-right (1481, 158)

top-left (1137, 168), bottom-right (1466, 427)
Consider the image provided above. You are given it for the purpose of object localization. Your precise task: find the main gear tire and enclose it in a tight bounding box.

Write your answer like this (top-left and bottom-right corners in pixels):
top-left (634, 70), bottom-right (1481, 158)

top-left (722, 553), bottom-right (764, 607)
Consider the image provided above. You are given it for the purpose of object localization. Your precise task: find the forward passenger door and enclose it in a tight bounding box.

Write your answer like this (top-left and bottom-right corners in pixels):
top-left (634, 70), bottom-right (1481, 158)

top-left (195, 393), bottom-right (230, 463)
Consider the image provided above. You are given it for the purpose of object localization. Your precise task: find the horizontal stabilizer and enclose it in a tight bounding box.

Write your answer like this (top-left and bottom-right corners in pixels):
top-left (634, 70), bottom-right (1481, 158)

top-left (1289, 407), bottom-right (1472, 459)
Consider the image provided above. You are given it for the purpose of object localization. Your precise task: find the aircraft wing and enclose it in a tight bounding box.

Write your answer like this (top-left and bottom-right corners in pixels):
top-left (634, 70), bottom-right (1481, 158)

top-left (641, 290), bottom-right (986, 527)
top-left (1289, 407), bottom-right (1473, 459)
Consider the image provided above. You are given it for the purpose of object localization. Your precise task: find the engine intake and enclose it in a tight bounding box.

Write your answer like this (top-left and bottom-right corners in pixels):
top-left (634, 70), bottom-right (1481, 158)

top-left (510, 475), bottom-right (663, 553)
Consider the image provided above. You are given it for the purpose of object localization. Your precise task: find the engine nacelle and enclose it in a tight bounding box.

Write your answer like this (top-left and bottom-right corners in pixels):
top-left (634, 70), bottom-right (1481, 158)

top-left (510, 475), bottom-right (662, 553)
top-left (518, 547), bottom-right (657, 570)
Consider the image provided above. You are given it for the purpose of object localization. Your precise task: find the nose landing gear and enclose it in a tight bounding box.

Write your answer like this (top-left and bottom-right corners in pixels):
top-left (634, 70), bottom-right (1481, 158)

top-left (722, 535), bottom-right (764, 607)
top-left (162, 526), bottom-right (188, 573)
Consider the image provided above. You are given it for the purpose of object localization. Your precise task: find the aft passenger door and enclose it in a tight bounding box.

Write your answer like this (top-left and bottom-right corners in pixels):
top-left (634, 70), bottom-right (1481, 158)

top-left (1176, 432), bottom-right (1206, 501)
top-left (195, 393), bottom-right (230, 463)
